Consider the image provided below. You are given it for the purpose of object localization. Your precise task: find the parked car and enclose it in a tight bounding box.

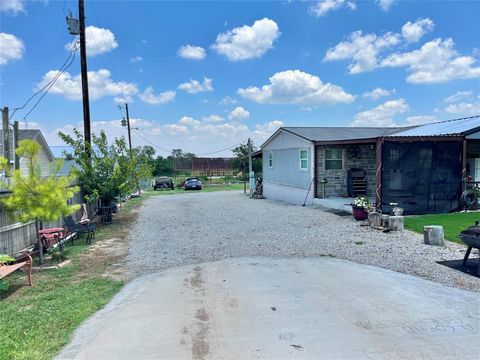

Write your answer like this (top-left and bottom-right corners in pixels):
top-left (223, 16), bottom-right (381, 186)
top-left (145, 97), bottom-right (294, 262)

top-left (179, 177), bottom-right (199, 188)
top-left (153, 177), bottom-right (174, 190)
top-left (184, 178), bottom-right (202, 190)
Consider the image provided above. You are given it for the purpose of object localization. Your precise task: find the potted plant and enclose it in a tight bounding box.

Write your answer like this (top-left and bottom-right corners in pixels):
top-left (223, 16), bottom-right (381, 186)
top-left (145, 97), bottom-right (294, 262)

top-left (351, 197), bottom-right (373, 221)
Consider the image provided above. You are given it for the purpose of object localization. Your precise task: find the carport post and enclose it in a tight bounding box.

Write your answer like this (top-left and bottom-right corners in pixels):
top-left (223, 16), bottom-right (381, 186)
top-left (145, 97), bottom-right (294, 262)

top-left (248, 138), bottom-right (254, 198)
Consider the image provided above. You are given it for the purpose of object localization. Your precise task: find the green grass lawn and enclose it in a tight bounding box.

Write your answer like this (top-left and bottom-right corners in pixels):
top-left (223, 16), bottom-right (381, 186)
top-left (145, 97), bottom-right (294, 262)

top-left (404, 212), bottom-right (480, 244)
top-left (0, 200), bottom-right (148, 360)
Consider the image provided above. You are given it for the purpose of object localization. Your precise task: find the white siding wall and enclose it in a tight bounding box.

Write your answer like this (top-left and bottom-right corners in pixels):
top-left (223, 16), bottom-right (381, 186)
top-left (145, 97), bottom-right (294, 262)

top-left (19, 147), bottom-right (52, 177)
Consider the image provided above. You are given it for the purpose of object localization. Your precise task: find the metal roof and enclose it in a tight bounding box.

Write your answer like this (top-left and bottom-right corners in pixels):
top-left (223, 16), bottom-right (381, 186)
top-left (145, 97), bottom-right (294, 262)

top-left (387, 116), bottom-right (480, 137)
top-left (282, 127), bottom-right (407, 142)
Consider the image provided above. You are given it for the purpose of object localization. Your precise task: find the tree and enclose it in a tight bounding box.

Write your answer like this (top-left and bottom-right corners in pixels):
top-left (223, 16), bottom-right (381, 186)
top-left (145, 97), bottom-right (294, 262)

top-left (232, 141), bottom-right (262, 180)
top-left (0, 140), bottom-right (79, 264)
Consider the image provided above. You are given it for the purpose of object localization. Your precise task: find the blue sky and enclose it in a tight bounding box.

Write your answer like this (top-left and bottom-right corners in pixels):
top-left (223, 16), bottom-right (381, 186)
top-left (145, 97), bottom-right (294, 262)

top-left (1, 0), bottom-right (479, 156)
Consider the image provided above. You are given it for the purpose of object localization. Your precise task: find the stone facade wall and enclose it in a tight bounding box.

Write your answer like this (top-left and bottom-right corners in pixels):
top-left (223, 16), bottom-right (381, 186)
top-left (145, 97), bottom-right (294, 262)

top-left (316, 144), bottom-right (376, 198)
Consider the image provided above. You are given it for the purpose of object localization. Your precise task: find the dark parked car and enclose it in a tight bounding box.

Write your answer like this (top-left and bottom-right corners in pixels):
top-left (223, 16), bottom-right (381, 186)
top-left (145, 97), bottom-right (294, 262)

top-left (153, 177), bottom-right (174, 190)
top-left (184, 178), bottom-right (202, 190)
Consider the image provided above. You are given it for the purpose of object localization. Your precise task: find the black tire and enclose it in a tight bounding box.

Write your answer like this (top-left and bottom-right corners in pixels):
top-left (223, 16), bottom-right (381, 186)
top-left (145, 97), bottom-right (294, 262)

top-left (460, 189), bottom-right (477, 207)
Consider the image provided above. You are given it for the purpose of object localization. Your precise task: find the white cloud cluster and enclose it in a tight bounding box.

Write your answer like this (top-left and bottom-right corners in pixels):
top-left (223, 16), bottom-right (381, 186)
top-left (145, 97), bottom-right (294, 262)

top-left (177, 45), bottom-right (206, 60)
top-left (202, 114), bottom-right (224, 123)
top-left (376, 0), bottom-right (394, 12)
top-left (139, 87), bottom-right (176, 105)
top-left (444, 90), bottom-right (472, 103)
top-left (310, 0), bottom-right (356, 17)
top-left (65, 26), bottom-right (118, 56)
top-left (445, 102), bottom-right (480, 115)
top-left (404, 115), bottom-right (437, 126)
top-left (402, 18), bottom-right (434, 43)
top-left (0, 33), bottom-right (24, 65)
top-left (211, 18), bottom-right (280, 61)
top-left (178, 77), bottom-right (213, 94)
top-left (253, 120), bottom-right (284, 139)
top-left (362, 87), bottom-right (394, 100)
top-left (324, 31), bottom-right (400, 73)
top-left (0, 0), bottom-right (24, 14)
top-left (229, 106), bottom-right (250, 121)
top-left (220, 96), bottom-right (237, 105)
top-left (381, 38), bottom-right (480, 83)
top-left (37, 69), bottom-right (137, 101)
top-left (350, 99), bottom-right (409, 127)
top-left (237, 69), bottom-right (355, 106)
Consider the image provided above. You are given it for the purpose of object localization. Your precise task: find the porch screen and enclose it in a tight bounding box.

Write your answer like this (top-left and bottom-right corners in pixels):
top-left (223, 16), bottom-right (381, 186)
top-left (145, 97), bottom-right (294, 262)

top-left (381, 141), bottom-right (462, 215)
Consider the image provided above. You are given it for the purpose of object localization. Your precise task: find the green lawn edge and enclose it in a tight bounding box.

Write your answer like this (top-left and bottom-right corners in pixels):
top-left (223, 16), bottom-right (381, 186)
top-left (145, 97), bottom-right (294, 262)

top-left (404, 211), bottom-right (480, 244)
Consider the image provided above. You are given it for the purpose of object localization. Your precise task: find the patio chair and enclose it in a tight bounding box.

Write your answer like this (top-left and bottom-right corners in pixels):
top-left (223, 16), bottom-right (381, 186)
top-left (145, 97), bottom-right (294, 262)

top-left (63, 215), bottom-right (96, 245)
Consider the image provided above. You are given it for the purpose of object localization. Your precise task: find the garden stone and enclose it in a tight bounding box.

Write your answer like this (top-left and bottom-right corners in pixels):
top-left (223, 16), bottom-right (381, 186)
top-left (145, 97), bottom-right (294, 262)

top-left (381, 214), bottom-right (390, 229)
top-left (368, 212), bottom-right (382, 228)
top-left (389, 216), bottom-right (404, 231)
top-left (424, 226), bottom-right (444, 246)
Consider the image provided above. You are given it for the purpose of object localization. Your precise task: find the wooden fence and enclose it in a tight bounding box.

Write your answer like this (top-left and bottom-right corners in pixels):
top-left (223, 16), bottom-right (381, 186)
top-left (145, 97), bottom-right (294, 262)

top-left (0, 179), bottom-right (86, 255)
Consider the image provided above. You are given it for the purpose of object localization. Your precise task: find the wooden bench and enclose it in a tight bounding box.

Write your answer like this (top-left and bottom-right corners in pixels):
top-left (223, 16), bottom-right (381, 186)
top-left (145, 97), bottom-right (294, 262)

top-left (0, 253), bottom-right (33, 286)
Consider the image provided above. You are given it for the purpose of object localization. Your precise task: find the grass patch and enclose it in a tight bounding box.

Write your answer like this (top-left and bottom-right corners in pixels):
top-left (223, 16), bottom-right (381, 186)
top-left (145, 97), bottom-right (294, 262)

top-left (404, 211), bottom-right (480, 244)
top-left (0, 196), bottom-right (148, 360)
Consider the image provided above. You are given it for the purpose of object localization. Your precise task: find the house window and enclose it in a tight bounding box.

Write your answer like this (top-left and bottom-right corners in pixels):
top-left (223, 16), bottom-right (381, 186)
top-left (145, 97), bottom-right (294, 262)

top-left (325, 149), bottom-right (343, 170)
top-left (268, 151), bottom-right (273, 168)
top-left (299, 149), bottom-right (308, 171)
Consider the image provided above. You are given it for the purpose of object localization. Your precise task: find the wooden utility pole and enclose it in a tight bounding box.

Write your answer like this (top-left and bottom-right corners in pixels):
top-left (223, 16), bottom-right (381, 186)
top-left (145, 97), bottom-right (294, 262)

top-left (79, 0), bottom-right (91, 154)
top-left (125, 103), bottom-right (132, 155)
top-left (2, 107), bottom-right (10, 169)
top-left (13, 121), bottom-right (19, 170)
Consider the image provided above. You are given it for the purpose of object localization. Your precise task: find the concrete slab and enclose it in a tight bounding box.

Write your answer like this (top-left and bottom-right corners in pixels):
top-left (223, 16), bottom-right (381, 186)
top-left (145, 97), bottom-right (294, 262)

top-left (56, 257), bottom-right (479, 360)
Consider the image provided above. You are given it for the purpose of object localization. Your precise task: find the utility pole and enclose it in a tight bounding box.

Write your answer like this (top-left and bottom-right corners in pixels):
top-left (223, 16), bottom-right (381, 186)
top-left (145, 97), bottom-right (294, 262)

top-left (13, 121), bottom-right (19, 170)
top-left (78, 0), bottom-right (91, 155)
top-left (2, 107), bottom-right (10, 169)
top-left (248, 138), bottom-right (254, 198)
top-left (125, 103), bottom-right (132, 155)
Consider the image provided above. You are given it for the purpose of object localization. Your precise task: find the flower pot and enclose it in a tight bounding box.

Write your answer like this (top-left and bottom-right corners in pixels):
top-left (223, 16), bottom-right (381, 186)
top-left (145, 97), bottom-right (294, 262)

top-left (352, 206), bottom-right (369, 221)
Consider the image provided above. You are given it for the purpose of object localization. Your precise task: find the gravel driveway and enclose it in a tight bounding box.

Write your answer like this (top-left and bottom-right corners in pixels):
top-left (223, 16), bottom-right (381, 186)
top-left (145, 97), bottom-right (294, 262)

top-left (128, 191), bottom-right (480, 292)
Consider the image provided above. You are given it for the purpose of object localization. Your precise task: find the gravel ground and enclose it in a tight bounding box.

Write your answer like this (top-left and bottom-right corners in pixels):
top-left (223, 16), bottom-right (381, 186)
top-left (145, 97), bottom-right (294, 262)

top-left (127, 190), bottom-right (480, 292)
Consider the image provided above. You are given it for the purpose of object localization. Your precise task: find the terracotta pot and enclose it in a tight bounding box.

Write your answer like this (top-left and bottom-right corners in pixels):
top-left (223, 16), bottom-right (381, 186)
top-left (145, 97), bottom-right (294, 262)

top-left (352, 206), bottom-right (369, 221)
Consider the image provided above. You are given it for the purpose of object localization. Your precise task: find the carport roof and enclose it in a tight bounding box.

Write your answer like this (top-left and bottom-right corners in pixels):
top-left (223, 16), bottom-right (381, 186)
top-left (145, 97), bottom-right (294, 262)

top-left (386, 115), bottom-right (480, 137)
top-left (281, 127), bottom-right (406, 142)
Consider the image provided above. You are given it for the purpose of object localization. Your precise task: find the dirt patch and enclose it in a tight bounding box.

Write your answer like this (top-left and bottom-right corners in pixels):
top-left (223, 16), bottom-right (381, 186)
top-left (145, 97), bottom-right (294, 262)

top-left (79, 206), bottom-right (140, 282)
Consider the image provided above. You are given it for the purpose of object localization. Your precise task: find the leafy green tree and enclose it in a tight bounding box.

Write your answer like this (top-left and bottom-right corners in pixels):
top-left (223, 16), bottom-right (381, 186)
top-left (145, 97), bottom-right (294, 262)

top-left (152, 156), bottom-right (174, 176)
top-left (0, 140), bottom-right (79, 264)
top-left (232, 141), bottom-right (262, 180)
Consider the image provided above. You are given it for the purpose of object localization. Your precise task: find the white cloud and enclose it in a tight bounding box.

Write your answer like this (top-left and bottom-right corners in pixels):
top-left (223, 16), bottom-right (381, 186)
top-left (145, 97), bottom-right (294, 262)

top-left (362, 87), bottom-right (394, 100)
top-left (65, 26), bottom-right (118, 56)
top-left (310, 0), bottom-right (356, 17)
top-left (237, 69), bottom-right (355, 106)
top-left (178, 116), bottom-right (200, 126)
top-left (177, 45), bottom-right (206, 60)
top-left (445, 102), bottom-right (480, 115)
top-left (0, 33), bottom-right (24, 65)
top-left (381, 38), bottom-right (480, 84)
top-left (229, 106), bottom-right (250, 121)
top-left (376, 0), bottom-right (394, 12)
top-left (211, 18), bottom-right (280, 61)
top-left (130, 56), bottom-right (143, 63)
top-left (113, 95), bottom-right (133, 105)
top-left (220, 96), bottom-right (237, 105)
top-left (202, 114), bottom-right (224, 123)
top-left (0, 0), bottom-right (24, 14)
top-left (36, 69), bottom-right (137, 101)
top-left (444, 90), bottom-right (473, 103)
top-left (139, 87), bottom-right (176, 105)
top-left (253, 120), bottom-right (284, 140)
top-left (324, 30), bottom-right (400, 73)
top-left (402, 18), bottom-right (434, 43)
top-left (404, 115), bottom-right (436, 126)
top-left (350, 99), bottom-right (409, 127)
top-left (178, 77), bottom-right (213, 94)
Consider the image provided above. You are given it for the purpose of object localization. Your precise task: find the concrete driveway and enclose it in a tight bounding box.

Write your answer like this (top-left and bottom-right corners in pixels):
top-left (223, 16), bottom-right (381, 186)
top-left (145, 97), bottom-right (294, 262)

top-left (57, 257), bottom-right (479, 360)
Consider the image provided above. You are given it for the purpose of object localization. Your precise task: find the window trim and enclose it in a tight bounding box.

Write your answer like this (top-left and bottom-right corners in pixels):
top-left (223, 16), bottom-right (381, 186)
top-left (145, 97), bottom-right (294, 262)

top-left (268, 151), bottom-right (273, 168)
top-left (299, 149), bottom-right (308, 171)
top-left (324, 148), bottom-right (344, 170)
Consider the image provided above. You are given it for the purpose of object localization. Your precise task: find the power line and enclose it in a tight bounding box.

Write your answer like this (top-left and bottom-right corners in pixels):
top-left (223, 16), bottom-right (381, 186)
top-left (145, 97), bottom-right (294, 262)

top-left (196, 141), bottom-right (246, 155)
top-left (10, 40), bottom-right (78, 121)
top-left (131, 128), bottom-right (171, 154)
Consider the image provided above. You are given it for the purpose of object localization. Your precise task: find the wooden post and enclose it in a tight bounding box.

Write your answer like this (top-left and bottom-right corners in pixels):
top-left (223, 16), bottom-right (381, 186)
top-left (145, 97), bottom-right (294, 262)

top-left (2, 107), bottom-right (10, 167)
top-left (461, 138), bottom-right (467, 194)
top-left (313, 145), bottom-right (318, 199)
top-left (375, 137), bottom-right (383, 211)
top-left (79, 0), bottom-right (91, 158)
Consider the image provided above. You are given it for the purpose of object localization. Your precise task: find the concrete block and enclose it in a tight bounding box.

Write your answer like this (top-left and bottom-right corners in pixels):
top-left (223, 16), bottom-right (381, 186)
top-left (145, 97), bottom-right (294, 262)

top-left (368, 212), bottom-right (382, 228)
top-left (424, 226), bottom-right (444, 246)
top-left (389, 216), bottom-right (404, 231)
